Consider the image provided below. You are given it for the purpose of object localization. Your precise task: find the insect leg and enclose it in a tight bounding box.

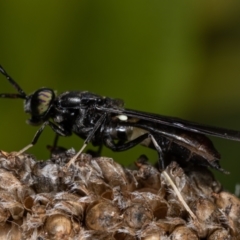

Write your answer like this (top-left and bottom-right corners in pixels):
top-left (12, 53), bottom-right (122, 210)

top-left (52, 134), bottom-right (59, 148)
top-left (66, 113), bottom-right (107, 167)
top-left (46, 134), bottom-right (62, 156)
top-left (104, 133), bottom-right (150, 151)
top-left (86, 144), bottom-right (103, 157)
top-left (104, 133), bottom-right (165, 169)
top-left (105, 131), bottom-right (196, 219)
top-left (16, 121), bottom-right (71, 156)
top-left (145, 137), bottom-right (197, 219)
top-left (149, 134), bottom-right (165, 169)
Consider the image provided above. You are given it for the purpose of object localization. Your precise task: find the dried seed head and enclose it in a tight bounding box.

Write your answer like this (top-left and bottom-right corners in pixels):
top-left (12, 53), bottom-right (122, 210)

top-left (0, 150), bottom-right (239, 238)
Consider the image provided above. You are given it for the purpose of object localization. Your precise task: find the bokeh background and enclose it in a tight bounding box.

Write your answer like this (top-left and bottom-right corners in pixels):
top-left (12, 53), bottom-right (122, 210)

top-left (0, 1), bottom-right (240, 192)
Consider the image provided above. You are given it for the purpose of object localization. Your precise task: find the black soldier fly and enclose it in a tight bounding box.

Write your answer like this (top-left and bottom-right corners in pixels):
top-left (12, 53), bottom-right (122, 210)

top-left (0, 65), bottom-right (240, 173)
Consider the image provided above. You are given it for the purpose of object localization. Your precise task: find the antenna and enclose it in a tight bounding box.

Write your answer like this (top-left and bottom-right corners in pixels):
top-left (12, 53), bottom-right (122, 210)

top-left (0, 65), bottom-right (27, 99)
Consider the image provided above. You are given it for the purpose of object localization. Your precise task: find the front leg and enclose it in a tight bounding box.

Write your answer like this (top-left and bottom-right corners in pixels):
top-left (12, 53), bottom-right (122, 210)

top-left (47, 134), bottom-right (68, 156)
top-left (16, 121), bottom-right (72, 156)
top-left (66, 113), bottom-right (107, 167)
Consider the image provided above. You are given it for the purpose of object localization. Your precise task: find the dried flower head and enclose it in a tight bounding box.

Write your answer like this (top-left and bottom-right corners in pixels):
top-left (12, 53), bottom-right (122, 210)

top-left (0, 150), bottom-right (239, 239)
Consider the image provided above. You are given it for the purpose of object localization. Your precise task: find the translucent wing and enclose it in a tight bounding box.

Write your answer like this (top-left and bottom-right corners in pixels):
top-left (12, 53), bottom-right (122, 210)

top-left (98, 106), bottom-right (240, 141)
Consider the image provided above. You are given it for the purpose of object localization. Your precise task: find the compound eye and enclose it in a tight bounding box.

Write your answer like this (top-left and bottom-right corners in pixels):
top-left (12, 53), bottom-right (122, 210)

top-left (31, 88), bottom-right (55, 116)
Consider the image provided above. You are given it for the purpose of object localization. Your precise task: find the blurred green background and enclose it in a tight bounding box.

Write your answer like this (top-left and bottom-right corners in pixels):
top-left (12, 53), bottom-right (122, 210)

top-left (0, 1), bottom-right (240, 192)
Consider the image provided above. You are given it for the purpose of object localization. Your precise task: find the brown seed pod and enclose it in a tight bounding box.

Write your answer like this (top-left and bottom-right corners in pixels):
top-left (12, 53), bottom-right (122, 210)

top-left (85, 199), bottom-right (121, 231)
top-left (43, 213), bottom-right (75, 239)
top-left (93, 157), bottom-right (130, 191)
top-left (212, 191), bottom-right (240, 236)
top-left (123, 202), bottom-right (153, 229)
top-left (52, 192), bottom-right (85, 221)
top-left (207, 228), bottom-right (231, 240)
top-left (164, 162), bottom-right (197, 204)
top-left (0, 206), bottom-right (10, 223)
top-left (135, 155), bottom-right (162, 190)
top-left (156, 217), bottom-right (186, 234)
top-left (190, 197), bottom-right (222, 238)
top-left (66, 154), bottom-right (117, 197)
top-left (33, 192), bottom-right (54, 205)
top-left (0, 151), bottom-right (23, 170)
top-left (186, 166), bottom-right (222, 195)
top-left (114, 232), bottom-right (136, 240)
top-left (0, 222), bottom-right (22, 240)
top-left (0, 190), bottom-right (24, 220)
top-left (138, 221), bottom-right (167, 240)
top-left (32, 160), bottom-right (63, 193)
top-left (77, 230), bottom-right (117, 240)
top-left (213, 191), bottom-right (240, 221)
top-left (16, 185), bottom-right (35, 212)
top-left (22, 204), bottom-right (47, 232)
top-left (169, 225), bottom-right (199, 240)
top-left (0, 169), bottom-right (22, 191)
top-left (130, 191), bottom-right (168, 219)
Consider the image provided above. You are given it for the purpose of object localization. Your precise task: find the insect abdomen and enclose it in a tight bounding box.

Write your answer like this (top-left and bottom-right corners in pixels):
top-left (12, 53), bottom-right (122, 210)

top-left (110, 122), bottom-right (223, 171)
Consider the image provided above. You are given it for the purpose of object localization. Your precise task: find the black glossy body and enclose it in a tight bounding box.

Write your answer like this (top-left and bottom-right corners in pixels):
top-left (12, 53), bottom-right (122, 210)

top-left (1, 65), bottom-right (240, 172)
